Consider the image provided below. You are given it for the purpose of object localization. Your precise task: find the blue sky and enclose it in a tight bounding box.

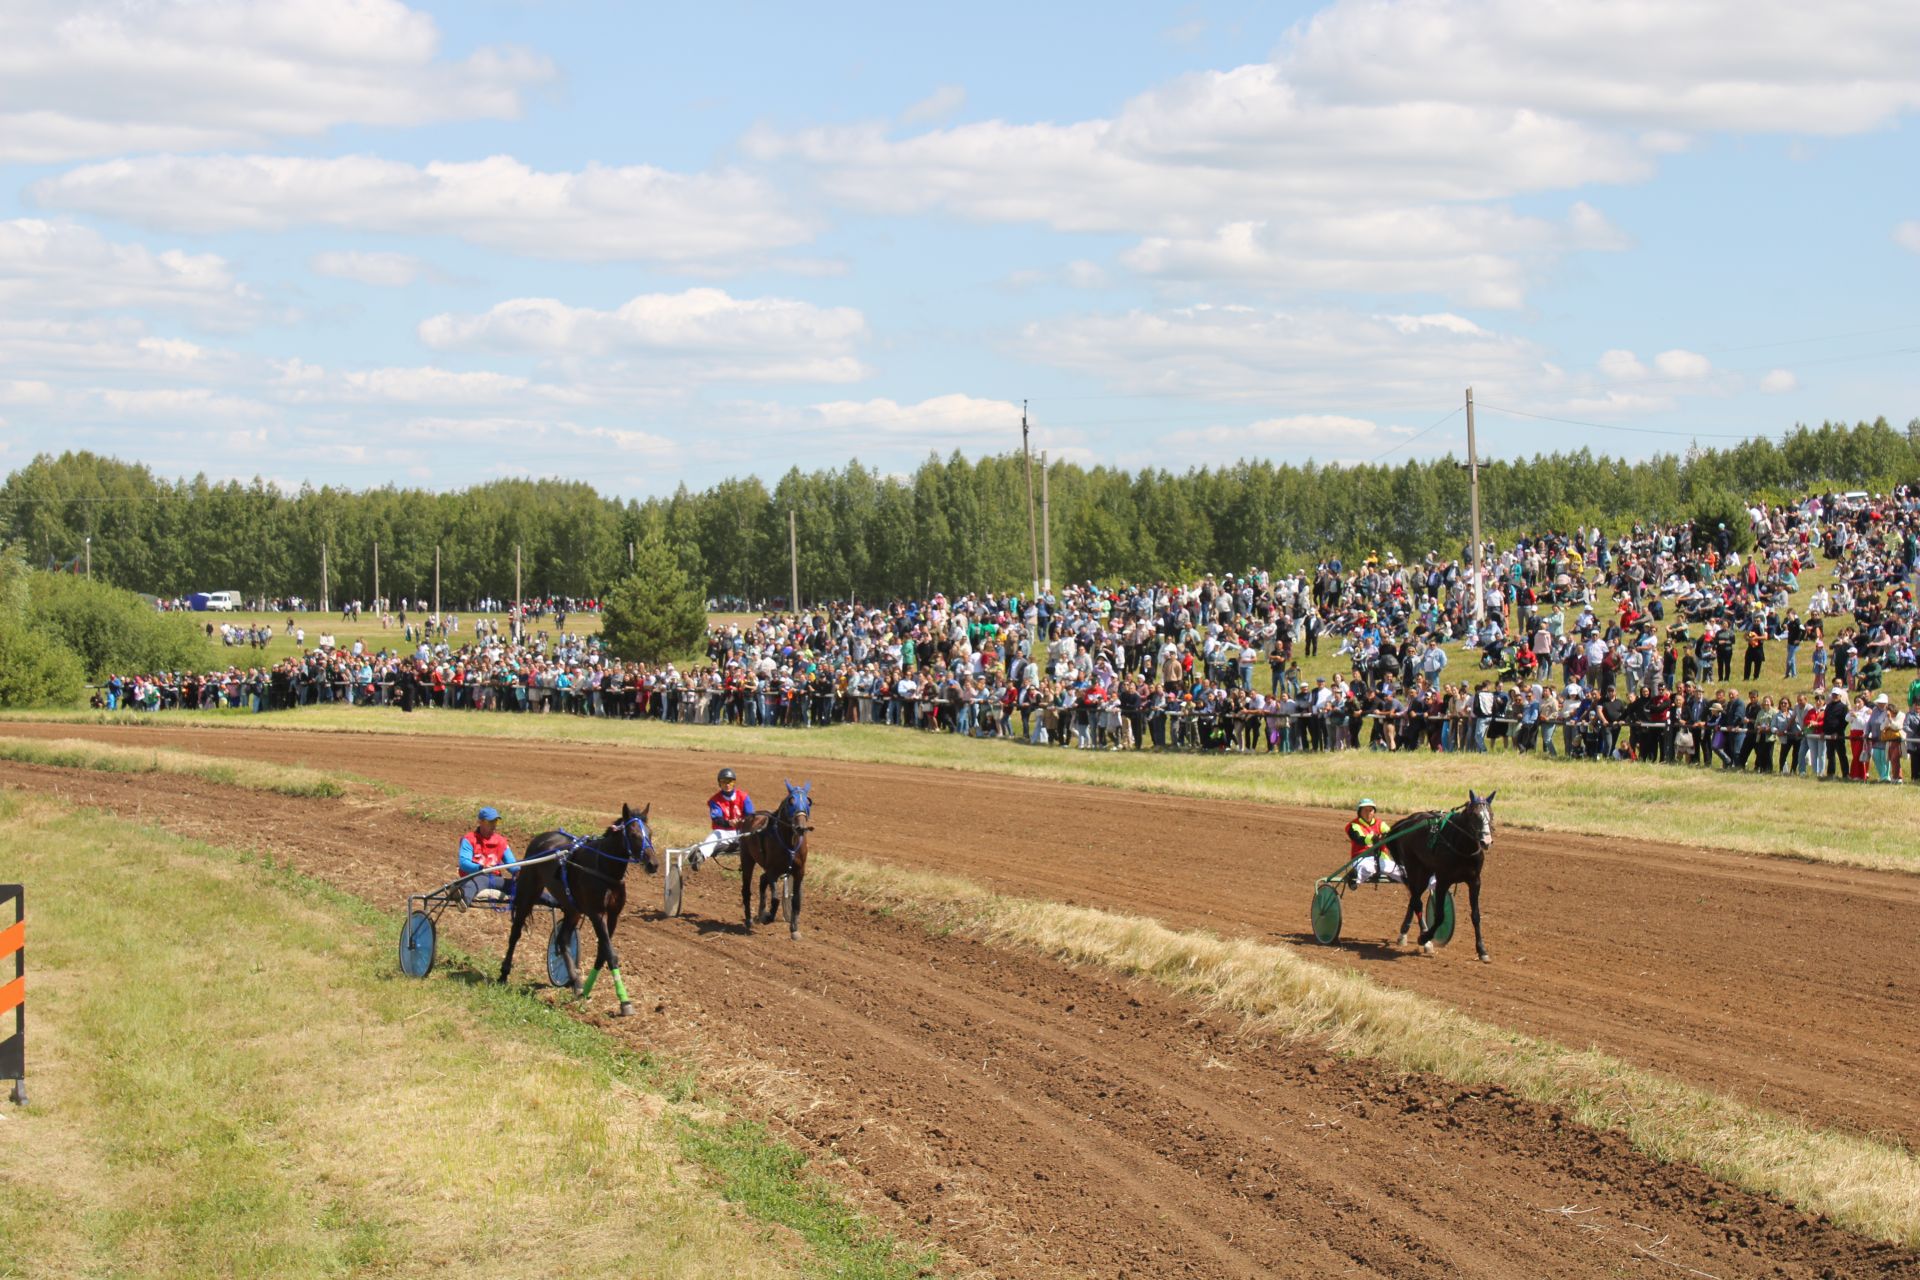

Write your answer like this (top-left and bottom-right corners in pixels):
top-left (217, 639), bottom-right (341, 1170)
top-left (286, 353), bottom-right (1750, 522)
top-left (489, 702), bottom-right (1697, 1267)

top-left (1, 0), bottom-right (1916, 496)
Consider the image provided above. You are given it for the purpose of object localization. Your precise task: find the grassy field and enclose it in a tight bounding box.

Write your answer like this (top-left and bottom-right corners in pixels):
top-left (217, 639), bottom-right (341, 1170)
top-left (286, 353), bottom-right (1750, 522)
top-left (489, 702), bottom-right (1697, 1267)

top-left (9, 743), bottom-right (1917, 1251)
top-left (8, 703), bottom-right (1917, 875)
top-left (0, 791), bottom-right (934, 1280)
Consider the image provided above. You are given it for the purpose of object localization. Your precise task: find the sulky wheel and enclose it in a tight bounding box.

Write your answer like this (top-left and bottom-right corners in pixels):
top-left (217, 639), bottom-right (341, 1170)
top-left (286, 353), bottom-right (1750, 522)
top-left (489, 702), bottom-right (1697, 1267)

top-left (1310, 883), bottom-right (1343, 945)
top-left (399, 910), bottom-right (436, 978)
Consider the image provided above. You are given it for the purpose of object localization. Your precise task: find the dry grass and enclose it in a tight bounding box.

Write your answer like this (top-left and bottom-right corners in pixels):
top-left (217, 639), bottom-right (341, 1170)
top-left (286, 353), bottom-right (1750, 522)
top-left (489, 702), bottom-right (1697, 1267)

top-left (811, 854), bottom-right (1920, 1250)
top-left (0, 734), bottom-right (347, 798)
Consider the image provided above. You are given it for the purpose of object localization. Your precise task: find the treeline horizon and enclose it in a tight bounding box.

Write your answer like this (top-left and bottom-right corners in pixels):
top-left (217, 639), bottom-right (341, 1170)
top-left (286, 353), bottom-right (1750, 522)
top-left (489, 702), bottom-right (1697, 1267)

top-left (3, 418), bottom-right (1917, 605)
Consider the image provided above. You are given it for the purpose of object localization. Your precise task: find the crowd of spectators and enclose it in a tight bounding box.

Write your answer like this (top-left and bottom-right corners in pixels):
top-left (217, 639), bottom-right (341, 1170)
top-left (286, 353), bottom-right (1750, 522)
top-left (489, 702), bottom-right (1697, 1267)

top-left (101, 488), bottom-right (1920, 782)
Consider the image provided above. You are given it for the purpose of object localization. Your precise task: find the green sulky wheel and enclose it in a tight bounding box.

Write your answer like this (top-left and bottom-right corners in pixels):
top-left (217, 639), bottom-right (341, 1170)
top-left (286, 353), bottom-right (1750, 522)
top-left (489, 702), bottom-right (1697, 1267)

top-left (1422, 888), bottom-right (1457, 947)
top-left (1310, 883), bottom-right (1343, 945)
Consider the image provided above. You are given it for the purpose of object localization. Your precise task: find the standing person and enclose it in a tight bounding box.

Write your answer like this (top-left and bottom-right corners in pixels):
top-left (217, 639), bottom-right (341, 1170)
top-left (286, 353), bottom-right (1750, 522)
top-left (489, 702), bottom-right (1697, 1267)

top-left (1849, 694), bottom-right (1872, 780)
top-left (458, 805), bottom-right (518, 903)
top-left (1822, 689), bottom-right (1850, 779)
top-left (1742, 626), bottom-right (1766, 681)
top-left (1868, 693), bottom-right (1895, 782)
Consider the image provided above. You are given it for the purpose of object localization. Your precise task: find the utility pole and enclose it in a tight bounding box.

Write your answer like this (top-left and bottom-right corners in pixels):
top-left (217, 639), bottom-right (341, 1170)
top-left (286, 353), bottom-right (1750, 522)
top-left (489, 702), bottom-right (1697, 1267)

top-left (1020, 399), bottom-right (1040, 603)
top-left (1040, 450), bottom-right (1052, 594)
top-left (788, 508), bottom-right (800, 613)
top-left (433, 545), bottom-right (441, 622)
top-left (514, 544), bottom-right (522, 642)
top-left (628, 540), bottom-right (634, 572)
top-left (372, 540), bottom-right (380, 612)
top-left (320, 540), bottom-right (330, 614)
top-left (1466, 386), bottom-right (1485, 624)
top-left (83, 536), bottom-right (90, 581)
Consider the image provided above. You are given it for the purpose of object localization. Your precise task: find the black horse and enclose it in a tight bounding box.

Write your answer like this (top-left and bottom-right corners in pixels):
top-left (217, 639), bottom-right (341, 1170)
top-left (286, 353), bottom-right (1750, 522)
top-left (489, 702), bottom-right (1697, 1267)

top-left (500, 803), bottom-right (657, 1014)
top-left (1392, 789), bottom-right (1497, 962)
top-left (737, 781), bottom-right (812, 939)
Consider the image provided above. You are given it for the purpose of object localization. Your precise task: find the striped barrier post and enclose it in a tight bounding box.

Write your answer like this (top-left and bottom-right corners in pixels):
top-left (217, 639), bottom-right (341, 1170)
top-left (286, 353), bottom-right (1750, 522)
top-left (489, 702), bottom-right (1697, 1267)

top-left (1, 885), bottom-right (21, 1104)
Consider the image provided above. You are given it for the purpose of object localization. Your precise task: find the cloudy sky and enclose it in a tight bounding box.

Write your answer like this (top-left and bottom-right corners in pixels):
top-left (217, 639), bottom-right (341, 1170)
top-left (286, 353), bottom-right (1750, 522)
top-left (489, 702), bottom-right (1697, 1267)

top-left (1, 0), bottom-right (1917, 495)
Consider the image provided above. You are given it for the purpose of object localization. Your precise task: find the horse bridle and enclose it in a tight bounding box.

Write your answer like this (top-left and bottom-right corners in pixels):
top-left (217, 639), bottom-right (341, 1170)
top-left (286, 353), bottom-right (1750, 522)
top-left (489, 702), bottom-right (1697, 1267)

top-left (769, 796), bottom-right (813, 859)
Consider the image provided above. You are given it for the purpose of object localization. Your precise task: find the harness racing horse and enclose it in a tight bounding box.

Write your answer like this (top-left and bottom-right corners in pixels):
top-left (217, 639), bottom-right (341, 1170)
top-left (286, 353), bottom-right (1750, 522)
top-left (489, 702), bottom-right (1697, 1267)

top-left (737, 781), bottom-right (812, 939)
top-left (500, 803), bottom-right (657, 1014)
top-left (1392, 790), bottom-right (1496, 962)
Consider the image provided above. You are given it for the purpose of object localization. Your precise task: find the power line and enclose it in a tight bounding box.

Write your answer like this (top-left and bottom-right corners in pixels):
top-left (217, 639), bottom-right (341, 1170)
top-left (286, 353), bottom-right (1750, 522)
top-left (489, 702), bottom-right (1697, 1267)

top-left (1365, 405), bottom-right (1460, 464)
top-left (1476, 403), bottom-right (1772, 441)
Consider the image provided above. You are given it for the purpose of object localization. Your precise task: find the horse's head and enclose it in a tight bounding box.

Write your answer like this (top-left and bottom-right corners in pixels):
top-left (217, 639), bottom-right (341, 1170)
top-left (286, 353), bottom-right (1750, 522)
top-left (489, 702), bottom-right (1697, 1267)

top-left (782, 779), bottom-right (815, 833)
top-left (620, 801), bottom-right (657, 875)
top-left (1465, 789), bottom-right (1497, 853)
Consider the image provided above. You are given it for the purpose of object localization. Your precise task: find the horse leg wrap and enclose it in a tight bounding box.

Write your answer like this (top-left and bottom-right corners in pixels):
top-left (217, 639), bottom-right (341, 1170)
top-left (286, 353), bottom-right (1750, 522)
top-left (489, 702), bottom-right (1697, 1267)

top-left (580, 968), bottom-right (600, 998)
top-left (612, 970), bottom-right (630, 1004)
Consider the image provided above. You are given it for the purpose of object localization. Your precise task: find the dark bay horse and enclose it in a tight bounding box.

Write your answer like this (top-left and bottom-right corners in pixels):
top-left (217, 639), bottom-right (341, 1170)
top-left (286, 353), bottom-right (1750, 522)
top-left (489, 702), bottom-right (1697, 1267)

top-left (737, 781), bottom-right (812, 939)
top-left (1392, 790), bottom-right (1496, 962)
top-left (500, 803), bottom-right (656, 1014)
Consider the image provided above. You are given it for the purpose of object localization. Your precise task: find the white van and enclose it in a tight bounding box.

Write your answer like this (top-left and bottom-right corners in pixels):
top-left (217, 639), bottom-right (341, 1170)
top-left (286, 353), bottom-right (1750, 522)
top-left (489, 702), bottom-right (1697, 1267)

top-left (205, 591), bottom-right (242, 611)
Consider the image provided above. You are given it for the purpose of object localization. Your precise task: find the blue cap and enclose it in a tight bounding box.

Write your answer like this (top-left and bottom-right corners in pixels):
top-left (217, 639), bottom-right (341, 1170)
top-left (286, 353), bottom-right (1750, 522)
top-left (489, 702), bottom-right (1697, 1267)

top-left (477, 806), bottom-right (500, 821)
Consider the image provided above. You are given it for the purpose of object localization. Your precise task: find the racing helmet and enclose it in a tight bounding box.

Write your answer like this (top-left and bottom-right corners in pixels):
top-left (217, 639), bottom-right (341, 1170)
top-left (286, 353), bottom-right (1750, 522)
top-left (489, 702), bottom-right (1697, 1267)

top-left (717, 767), bottom-right (737, 786)
top-left (1356, 797), bottom-right (1378, 813)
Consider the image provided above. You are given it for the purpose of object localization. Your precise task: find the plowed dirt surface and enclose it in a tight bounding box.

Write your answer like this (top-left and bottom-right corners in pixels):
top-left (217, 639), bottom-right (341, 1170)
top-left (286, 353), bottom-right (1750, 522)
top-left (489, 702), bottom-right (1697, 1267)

top-left (4, 725), bottom-right (1918, 1279)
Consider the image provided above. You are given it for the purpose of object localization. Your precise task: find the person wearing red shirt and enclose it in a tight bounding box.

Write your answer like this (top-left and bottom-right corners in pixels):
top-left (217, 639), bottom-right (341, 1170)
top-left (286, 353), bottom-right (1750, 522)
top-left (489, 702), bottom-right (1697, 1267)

top-left (458, 805), bottom-right (517, 902)
top-left (693, 768), bottom-right (755, 865)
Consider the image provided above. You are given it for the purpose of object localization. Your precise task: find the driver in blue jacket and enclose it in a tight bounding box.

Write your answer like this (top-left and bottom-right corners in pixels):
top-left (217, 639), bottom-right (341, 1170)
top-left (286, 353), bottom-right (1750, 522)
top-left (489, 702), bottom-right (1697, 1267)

top-left (459, 805), bottom-right (517, 902)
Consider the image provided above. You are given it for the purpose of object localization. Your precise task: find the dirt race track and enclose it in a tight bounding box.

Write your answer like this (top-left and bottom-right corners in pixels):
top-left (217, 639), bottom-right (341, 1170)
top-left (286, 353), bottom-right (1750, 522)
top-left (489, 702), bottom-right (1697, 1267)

top-left (5, 723), bottom-right (1919, 1279)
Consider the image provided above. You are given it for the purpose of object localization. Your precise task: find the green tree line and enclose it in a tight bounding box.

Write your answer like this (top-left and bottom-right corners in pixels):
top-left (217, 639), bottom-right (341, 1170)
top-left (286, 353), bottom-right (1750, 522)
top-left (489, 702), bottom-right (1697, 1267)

top-left (4, 418), bottom-right (1917, 605)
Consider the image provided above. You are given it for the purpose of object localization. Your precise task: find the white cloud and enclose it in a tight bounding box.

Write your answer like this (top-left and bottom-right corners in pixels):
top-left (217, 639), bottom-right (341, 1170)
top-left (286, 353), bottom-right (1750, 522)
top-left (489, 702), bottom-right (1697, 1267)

top-left (35, 154), bottom-right (816, 266)
top-left (420, 288), bottom-right (868, 384)
top-left (1162, 414), bottom-right (1395, 459)
top-left (1283, 0), bottom-right (1920, 136)
top-left (311, 250), bottom-right (421, 287)
top-left (336, 366), bottom-right (577, 406)
top-left (0, 219), bottom-right (258, 320)
top-left (1599, 349), bottom-right (1649, 380)
top-left (0, 380), bottom-right (54, 405)
top-left (757, 3), bottom-right (1920, 303)
top-left (1123, 203), bottom-right (1622, 308)
top-left (1020, 303), bottom-right (1549, 404)
top-left (753, 80), bottom-right (1644, 236)
top-left (1653, 348), bottom-right (1712, 380)
top-left (901, 85), bottom-right (966, 125)
top-left (806, 394), bottom-right (1020, 439)
top-left (95, 387), bottom-right (272, 420)
top-left (0, 317), bottom-right (236, 376)
top-left (0, 0), bottom-right (552, 163)
top-left (391, 416), bottom-right (677, 459)
top-left (1760, 368), bottom-right (1798, 394)
top-left (1896, 221), bottom-right (1920, 253)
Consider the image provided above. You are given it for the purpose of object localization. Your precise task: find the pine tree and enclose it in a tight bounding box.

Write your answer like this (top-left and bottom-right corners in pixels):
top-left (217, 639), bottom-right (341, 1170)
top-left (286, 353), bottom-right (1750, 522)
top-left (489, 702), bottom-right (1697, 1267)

top-left (599, 533), bottom-right (707, 662)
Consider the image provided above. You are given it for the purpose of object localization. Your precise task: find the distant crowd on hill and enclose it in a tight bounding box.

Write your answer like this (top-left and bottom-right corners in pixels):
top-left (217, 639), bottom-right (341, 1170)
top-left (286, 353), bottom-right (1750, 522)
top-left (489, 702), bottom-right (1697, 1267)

top-left (102, 486), bottom-right (1920, 781)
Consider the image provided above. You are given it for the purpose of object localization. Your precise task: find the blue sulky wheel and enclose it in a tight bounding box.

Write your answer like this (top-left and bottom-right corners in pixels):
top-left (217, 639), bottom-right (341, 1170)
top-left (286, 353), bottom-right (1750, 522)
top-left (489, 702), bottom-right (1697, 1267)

top-left (399, 910), bottom-right (436, 978)
top-left (1423, 887), bottom-right (1457, 947)
top-left (1310, 883), bottom-right (1343, 945)
top-left (546, 918), bottom-right (580, 988)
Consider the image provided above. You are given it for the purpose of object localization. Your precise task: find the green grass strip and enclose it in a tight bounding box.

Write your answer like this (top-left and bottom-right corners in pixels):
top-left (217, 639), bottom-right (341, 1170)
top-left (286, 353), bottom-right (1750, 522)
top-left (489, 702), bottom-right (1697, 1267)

top-left (0, 792), bottom-right (936, 1280)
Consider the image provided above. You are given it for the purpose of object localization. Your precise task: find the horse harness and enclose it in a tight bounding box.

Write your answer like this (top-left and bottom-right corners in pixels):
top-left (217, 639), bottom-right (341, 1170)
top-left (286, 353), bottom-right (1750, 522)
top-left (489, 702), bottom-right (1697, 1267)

top-left (533, 816), bottom-right (654, 903)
